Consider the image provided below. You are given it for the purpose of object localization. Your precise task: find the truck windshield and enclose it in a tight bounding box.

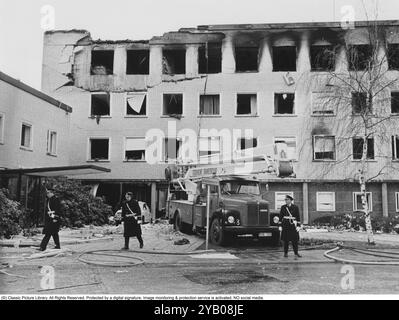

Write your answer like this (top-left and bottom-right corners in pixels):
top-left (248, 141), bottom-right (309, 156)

top-left (220, 181), bottom-right (260, 195)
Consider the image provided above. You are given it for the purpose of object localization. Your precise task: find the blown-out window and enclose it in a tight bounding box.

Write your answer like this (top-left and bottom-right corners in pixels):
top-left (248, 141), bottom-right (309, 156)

top-left (352, 137), bottom-right (375, 160)
top-left (313, 136), bottom-right (336, 161)
top-left (89, 138), bottom-right (109, 161)
top-left (200, 95), bottom-right (220, 115)
top-left (126, 93), bottom-right (146, 116)
top-left (125, 137), bottom-right (146, 161)
top-left (163, 94), bottom-right (183, 116)
top-left (91, 50), bottom-right (114, 75)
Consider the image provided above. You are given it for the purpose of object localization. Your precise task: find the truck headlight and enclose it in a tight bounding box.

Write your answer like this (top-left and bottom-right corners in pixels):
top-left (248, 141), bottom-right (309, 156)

top-left (273, 216), bottom-right (280, 224)
top-left (228, 216), bottom-right (235, 224)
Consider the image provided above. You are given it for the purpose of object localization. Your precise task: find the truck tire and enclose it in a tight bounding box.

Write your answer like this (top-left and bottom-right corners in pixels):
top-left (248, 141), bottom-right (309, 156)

top-left (210, 218), bottom-right (227, 246)
top-left (174, 212), bottom-right (192, 234)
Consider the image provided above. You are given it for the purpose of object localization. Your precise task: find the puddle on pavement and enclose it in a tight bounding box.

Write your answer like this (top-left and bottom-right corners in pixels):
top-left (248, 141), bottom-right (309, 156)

top-left (184, 270), bottom-right (288, 286)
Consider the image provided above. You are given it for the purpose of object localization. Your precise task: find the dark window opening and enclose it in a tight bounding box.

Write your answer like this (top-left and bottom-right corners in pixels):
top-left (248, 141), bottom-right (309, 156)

top-left (388, 44), bottom-right (399, 70)
top-left (91, 93), bottom-right (110, 116)
top-left (352, 92), bottom-right (370, 114)
top-left (90, 139), bottom-right (109, 161)
top-left (237, 94), bottom-right (257, 115)
top-left (125, 138), bottom-right (146, 161)
top-left (348, 45), bottom-right (372, 71)
top-left (164, 138), bottom-right (182, 162)
top-left (275, 93), bottom-right (295, 114)
top-left (163, 94), bottom-right (183, 115)
top-left (91, 50), bottom-right (114, 75)
top-left (126, 50), bottom-right (150, 75)
top-left (238, 138), bottom-right (258, 150)
top-left (200, 95), bottom-right (220, 115)
top-left (125, 150), bottom-right (145, 161)
top-left (235, 47), bottom-right (259, 72)
top-left (392, 136), bottom-right (399, 160)
top-left (127, 94), bottom-right (146, 116)
top-left (199, 44), bottom-right (222, 74)
top-left (311, 45), bottom-right (335, 71)
top-left (273, 46), bottom-right (297, 72)
top-left (353, 138), bottom-right (375, 160)
top-left (163, 49), bottom-right (186, 75)
top-left (392, 92), bottom-right (399, 114)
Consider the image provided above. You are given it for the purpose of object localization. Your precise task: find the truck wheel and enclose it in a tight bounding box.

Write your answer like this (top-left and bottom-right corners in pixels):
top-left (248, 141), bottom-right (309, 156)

top-left (174, 212), bottom-right (192, 234)
top-left (271, 230), bottom-right (281, 247)
top-left (210, 218), bottom-right (227, 246)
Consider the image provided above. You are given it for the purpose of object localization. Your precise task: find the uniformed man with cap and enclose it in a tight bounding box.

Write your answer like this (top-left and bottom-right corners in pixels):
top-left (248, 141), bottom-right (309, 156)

top-left (40, 187), bottom-right (62, 251)
top-left (279, 194), bottom-right (302, 259)
top-left (121, 192), bottom-right (144, 250)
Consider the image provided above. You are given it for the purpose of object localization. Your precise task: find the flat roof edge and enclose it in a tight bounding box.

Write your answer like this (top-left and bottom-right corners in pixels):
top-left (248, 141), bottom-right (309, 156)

top-left (0, 71), bottom-right (72, 113)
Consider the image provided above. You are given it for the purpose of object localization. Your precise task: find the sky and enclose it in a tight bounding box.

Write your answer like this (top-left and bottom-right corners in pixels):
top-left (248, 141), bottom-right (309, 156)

top-left (0, 0), bottom-right (398, 90)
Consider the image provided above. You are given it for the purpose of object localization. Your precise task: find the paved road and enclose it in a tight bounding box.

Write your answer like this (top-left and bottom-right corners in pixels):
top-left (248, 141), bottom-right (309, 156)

top-left (2, 247), bottom-right (399, 295)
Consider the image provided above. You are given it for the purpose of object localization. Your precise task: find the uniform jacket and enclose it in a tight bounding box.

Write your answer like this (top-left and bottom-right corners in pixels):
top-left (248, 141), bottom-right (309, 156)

top-left (121, 199), bottom-right (142, 237)
top-left (43, 196), bottom-right (62, 235)
top-left (279, 204), bottom-right (301, 242)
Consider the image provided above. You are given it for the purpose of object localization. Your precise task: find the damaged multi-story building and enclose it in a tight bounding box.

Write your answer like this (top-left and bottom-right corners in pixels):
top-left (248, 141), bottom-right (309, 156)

top-left (41, 21), bottom-right (399, 223)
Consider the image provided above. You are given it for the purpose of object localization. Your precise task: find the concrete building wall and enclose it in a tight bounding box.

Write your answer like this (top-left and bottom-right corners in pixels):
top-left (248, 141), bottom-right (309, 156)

top-left (0, 78), bottom-right (71, 170)
top-left (40, 22), bottom-right (399, 222)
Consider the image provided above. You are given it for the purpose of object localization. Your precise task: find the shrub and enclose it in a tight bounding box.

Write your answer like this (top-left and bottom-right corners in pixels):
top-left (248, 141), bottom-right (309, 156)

top-left (0, 188), bottom-right (23, 239)
top-left (45, 178), bottom-right (113, 228)
top-left (313, 213), bottom-right (399, 234)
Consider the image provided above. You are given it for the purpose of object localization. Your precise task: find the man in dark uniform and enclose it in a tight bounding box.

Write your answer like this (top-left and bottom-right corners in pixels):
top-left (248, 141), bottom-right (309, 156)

top-left (40, 188), bottom-right (62, 251)
top-left (121, 192), bottom-right (144, 250)
top-left (279, 195), bottom-right (302, 259)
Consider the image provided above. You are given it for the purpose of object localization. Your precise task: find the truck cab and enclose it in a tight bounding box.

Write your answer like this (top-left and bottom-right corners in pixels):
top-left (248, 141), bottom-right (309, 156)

top-left (167, 176), bottom-right (281, 246)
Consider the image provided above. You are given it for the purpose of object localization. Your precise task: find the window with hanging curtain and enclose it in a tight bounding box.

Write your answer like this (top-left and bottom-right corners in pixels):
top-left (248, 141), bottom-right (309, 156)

top-left (200, 95), bottom-right (220, 115)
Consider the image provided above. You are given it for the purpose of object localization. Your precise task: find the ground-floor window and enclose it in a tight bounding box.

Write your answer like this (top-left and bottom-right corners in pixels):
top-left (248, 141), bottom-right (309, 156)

top-left (316, 192), bottom-right (335, 212)
top-left (275, 192), bottom-right (294, 210)
top-left (353, 192), bottom-right (373, 212)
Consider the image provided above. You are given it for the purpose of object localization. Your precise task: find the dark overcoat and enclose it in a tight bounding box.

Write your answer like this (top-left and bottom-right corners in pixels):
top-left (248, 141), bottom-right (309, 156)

top-left (121, 199), bottom-right (142, 237)
top-left (279, 204), bottom-right (301, 242)
top-left (43, 196), bottom-right (62, 235)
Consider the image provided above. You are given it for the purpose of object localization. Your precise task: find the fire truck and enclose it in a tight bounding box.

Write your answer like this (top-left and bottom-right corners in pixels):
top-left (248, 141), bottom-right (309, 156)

top-left (165, 142), bottom-right (295, 246)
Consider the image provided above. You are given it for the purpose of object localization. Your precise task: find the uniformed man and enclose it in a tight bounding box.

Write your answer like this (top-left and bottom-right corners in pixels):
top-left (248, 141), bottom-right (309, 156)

top-left (40, 187), bottom-right (62, 251)
top-left (121, 192), bottom-right (144, 250)
top-left (279, 195), bottom-right (302, 259)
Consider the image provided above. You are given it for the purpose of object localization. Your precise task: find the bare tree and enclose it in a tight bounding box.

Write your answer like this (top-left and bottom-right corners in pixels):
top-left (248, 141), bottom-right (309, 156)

top-left (304, 17), bottom-right (399, 244)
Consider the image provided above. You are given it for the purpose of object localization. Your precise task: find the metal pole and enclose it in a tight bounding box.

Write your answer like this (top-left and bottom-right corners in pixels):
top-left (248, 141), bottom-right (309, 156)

top-left (206, 184), bottom-right (211, 251)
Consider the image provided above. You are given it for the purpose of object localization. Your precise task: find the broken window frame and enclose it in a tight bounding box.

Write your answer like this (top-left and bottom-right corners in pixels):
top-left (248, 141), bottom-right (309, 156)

top-left (163, 137), bottom-right (183, 163)
top-left (353, 192), bottom-right (373, 212)
top-left (198, 44), bottom-right (222, 74)
top-left (46, 130), bottom-right (57, 156)
top-left (163, 94), bottom-right (183, 116)
top-left (310, 45), bottom-right (336, 72)
top-left (20, 122), bottom-right (33, 150)
top-left (391, 91), bottom-right (399, 114)
top-left (124, 137), bottom-right (146, 162)
top-left (351, 92), bottom-right (371, 115)
top-left (91, 92), bottom-right (111, 117)
top-left (235, 46), bottom-right (259, 73)
top-left (126, 93), bottom-right (147, 117)
top-left (313, 135), bottom-right (336, 161)
top-left (392, 135), bottom-right (399, 160)
top-left (272, 46), bottom-right (297, 72)
top-left (236, 94), bottom-right (258, 116)
top-left (274, 136), bottom-right (298, 160)
top-left (91, 50), bottom-right (115, 75)
top-left (199, 94), bottom-right (220, 116)
top-left (274, 93), bottom-right (296, 115)
top-left (162, 48), bottom-right (186, 75)
top-left (347, 45), bottom-right (373, 71)
top-left (126, 49), bottom-right (150, 75)
top-left (88, 138), bottom-right (110, 162)
top-left (0, 113), bottom-right (4, 144)
top-left (388, 44), bottom-right (399, 71)
top-left (352, 137), bottom-right (375, 161)
top-left (311, 92), bottom-right (336, 116)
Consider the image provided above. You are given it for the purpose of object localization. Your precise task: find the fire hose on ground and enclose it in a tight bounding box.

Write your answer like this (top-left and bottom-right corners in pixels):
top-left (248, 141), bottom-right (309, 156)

top-left (324, 244), bottom-right (399, 266)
